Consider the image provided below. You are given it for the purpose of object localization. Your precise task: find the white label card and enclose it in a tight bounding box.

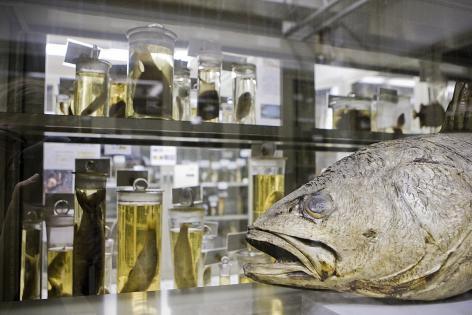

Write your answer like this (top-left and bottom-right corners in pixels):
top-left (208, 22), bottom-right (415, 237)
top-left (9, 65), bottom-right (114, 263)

top-left (43, 143), bottom-right (101, 170)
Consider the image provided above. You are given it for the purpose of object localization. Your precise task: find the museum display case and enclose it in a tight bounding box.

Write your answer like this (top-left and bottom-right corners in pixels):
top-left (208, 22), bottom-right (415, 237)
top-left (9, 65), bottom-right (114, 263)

top-left (0, 0), bottom-right (470, 313)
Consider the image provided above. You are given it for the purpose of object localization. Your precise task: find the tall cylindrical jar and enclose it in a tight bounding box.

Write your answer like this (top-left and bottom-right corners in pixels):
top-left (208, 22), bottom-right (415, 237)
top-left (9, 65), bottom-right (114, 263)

top-left (73, 47), bottom-right (111, 116)
top-left (169, 186), bottom-right (205, 289)
top-left (197, 51), bottom-right (222, 122)
top-left (73, 159), bottom-right (110, 296)
top-left (169, 206), bottom-right (205, 289)
top-left (117, 179), bottom-right (163, 293)
top-left (249, 145), bottom-right (286, 224)
top-left (173, 60), bottom-right (191, 121)
top-left (20, 210), bottom-right (43, 301)
top-left (126, 24), bottom-right (177, 119)
top-left (232, 64), bottom-right (256, 124)
top-left (108, 65), bottom-right (128, 118)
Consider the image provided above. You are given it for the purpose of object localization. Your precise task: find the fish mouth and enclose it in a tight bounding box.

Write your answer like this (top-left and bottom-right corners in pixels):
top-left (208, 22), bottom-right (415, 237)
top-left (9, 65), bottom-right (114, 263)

top-left (245, 227), bottom-right (337, 284)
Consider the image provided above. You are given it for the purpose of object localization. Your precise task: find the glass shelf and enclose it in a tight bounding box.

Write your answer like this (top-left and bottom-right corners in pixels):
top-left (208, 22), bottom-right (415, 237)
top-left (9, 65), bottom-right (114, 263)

top-left (0, 113), bottom-right (409, 150)
top-left (205, 214), bottom-right (248, 221)
top-left (0, 283), bottom-right (470, 315)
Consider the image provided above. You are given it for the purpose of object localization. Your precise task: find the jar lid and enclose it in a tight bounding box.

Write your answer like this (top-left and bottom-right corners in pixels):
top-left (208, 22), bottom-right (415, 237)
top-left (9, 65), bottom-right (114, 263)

top-left (75, 159), bottom-right (110, 176)
top-left (116, 170), bottom-right (149, 187)
top-left (172, 186), bottom-right (201, 207)
top-left (232, 63), bottom-right (256, 73)
top-left (126, 24), bottom-right (177, 42)
top-left (117, 178), bottom-right (163, 203)
top-left (76, 46), bottom-right (112, 74)
top-left (46, 198), bottom-right (74, 227)
top-left (174, 60), bottom-right (190, 76)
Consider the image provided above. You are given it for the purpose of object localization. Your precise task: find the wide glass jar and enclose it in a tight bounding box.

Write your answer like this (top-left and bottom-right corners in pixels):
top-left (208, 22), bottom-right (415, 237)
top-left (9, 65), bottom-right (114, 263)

top-left (232, 64), bottom-right (256, 124)
top-left (117, 179), bottom-right (163, 293)
top-left (329, 95), bottom-right (371, 131)
top-left (126, 24), bottom-right (177, 119)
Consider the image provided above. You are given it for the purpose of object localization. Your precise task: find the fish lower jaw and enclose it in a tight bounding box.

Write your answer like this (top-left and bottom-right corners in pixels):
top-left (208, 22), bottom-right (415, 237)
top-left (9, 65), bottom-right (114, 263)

top-left (246, 228), bottom-right (337, 282)
top-left (244, 262), bottom-right (333, 289)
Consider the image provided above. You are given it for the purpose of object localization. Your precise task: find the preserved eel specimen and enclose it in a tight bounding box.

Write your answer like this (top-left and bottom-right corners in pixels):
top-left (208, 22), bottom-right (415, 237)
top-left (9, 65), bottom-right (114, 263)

top-left (74, 189), bottom-right (106, 296)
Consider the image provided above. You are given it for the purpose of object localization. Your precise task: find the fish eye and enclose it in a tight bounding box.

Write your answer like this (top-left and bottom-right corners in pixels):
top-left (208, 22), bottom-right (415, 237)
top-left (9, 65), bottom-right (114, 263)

top-left (303, 191), bottom-right (334, 219)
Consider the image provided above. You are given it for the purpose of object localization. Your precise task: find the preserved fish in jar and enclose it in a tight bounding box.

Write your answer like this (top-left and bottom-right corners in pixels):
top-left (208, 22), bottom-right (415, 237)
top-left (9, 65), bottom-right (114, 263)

top-left (73, 46), bottom-right (111, 116)
top-left (126, 24), bottom-right (177, 119)
top-left (117, 179), bottom-right (162, 293)
top-left (73, 159), bottom-right (110, 296)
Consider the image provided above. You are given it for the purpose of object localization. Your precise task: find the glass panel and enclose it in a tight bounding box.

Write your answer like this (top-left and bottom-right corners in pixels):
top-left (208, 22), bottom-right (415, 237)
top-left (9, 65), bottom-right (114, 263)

top-left (0, 0), bottom-right (470, 309)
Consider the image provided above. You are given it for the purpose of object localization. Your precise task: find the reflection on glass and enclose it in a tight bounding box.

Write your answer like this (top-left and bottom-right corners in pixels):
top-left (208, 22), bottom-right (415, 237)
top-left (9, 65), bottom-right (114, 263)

top-left (131, 292), bottom-right (158, 315)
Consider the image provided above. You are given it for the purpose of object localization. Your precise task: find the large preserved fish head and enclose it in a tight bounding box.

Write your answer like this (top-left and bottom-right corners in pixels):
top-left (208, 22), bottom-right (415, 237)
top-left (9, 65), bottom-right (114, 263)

top-left (246, 133), bottom-right (472, 300)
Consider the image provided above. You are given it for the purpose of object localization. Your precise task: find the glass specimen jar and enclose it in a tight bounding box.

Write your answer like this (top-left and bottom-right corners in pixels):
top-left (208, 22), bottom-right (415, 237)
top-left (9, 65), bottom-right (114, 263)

top-left (249, 146), bottom-right (286, 223)
top-left (328, 95), bottom-right (371, 131)
top-left (57, 78), bottom-right (74, 115)
top-left (116, 178), bottom-right (163, 293)
top-left (219, 256), bottom-right (231, 285)
top-left (371, 88), bottom-right (399, 132)
top-left (169, 206), bottom-right (205, 289)
top-left (232, 63), bottom-right (256, 124)
top-left (173, 60), bottom-right (191, 121)
top-left (104, 236), bottom-right (114, 294)
top-left (20, 210), bottom-right (43, 301)
top-left (220, 97), bottom-right (234, 123)
top-left (197, 50), bottom-right (222, 122)
top-left (73, 46), bottom-right (111, 116)
top-left (169, 187), bottom-right (205, 289)
top-left (73, 159), bottom-right (110, 296)
top-left (126, 24), bottom-right (177, 119)
top-left (46, 198), bottom-right (74, 298)
top-left (108, 65), bottom-right (128, 118)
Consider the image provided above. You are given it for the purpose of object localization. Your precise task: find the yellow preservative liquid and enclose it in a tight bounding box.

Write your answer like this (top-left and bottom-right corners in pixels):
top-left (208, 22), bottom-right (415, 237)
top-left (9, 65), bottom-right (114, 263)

top-left (170, 226), bottom-right (203, 289)
top-left (47, 246), bottom-right (73, 298)
top-left (252, 174), bottom-right (284, 221)
top-left (117, 202), bottom-right (161, 293)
